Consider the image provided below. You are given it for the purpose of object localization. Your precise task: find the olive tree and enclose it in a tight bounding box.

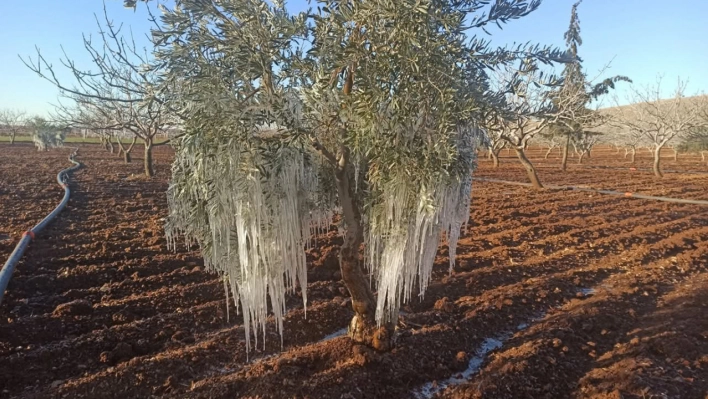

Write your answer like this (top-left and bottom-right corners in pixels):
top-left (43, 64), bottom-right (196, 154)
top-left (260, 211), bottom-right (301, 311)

top-left (153, 0), bottom-right (567, 352)
top-left (28, 117), bottom-right (65, 151)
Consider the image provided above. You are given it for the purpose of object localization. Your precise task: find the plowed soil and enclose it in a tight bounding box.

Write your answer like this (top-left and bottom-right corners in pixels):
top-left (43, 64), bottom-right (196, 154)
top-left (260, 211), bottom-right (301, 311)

top-left (0, 143), bottom-right (706, 399)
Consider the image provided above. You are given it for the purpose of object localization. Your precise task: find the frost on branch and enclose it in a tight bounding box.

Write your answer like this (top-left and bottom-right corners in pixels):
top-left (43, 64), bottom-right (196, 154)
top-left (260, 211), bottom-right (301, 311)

top-left (29, 118), bottom-right (65, 151)
top-left (165, 122), bottom-right (482, 350)
top-left (165, 136), bottom-right (336, 352)
top-left (366, 125), bottom-right (481, 325)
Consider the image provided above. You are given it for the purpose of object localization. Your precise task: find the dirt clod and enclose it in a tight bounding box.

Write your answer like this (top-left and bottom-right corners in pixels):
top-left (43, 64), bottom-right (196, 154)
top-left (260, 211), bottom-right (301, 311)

top-left (1, 144), bottom-right (707, 399)
top-left (53, 299), bottom-right (93, 317)
top-left (434, 297), bottom-right (454, 312)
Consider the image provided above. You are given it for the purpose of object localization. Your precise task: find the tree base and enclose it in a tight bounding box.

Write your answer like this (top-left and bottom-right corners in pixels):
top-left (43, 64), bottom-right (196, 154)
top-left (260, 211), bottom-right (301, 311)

top-left (348, 314), bottom-right (396, 352)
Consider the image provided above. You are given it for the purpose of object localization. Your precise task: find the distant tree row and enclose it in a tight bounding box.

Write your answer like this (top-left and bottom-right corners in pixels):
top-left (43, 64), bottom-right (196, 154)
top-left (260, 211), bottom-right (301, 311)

top-left (0, 109), bottom-right (68, 151)
top-left (479, 1), bottom-right (708, 181)
top-left (21, 6), bottom-right (176, 177)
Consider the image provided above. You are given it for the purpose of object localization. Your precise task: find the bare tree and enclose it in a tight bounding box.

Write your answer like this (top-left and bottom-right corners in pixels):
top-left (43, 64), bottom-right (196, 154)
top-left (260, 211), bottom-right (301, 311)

top-left (53, 93), bottom-right (144, 164)
top-left (542, 135), bottom-right (561, 159)
top-left (612, 78), bottom-right (702, 177)
top-left (621, 130), bottom-right (644, 164)
top-left (571, 130), bottom-right (600, 163)
top-left (480, 110), bottom-right (507, 168)
top-left (22, 6), bottom-right (174, 177)
top-left (485, 64), bottom-right (562, 189)
top-left (0, 109), bottom-right (27, 145)
top-left (685, 94), bottom-right (708, 164)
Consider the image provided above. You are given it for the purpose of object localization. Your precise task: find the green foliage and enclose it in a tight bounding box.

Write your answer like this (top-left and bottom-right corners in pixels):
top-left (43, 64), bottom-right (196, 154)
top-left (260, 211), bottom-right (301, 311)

top-left (548, 1), bottom-right (629, 144)
top-left (155, 0), bottom-right (569, 349)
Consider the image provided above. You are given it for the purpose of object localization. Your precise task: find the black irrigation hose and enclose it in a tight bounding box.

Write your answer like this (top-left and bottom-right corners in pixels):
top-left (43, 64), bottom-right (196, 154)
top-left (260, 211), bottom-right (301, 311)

top-left (483, 158), bottom-right (708, 175)
top-left (577, 165), bottom-right (708, 176)
top-left (474, 177), bottom-right (708, 206)
top-left (0, 148), bottom-right (81, 305)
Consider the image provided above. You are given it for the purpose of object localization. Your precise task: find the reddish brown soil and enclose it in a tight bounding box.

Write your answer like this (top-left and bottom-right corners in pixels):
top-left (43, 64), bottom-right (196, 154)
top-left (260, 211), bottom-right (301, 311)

top-left (0, 143), bottom-right (706, 399)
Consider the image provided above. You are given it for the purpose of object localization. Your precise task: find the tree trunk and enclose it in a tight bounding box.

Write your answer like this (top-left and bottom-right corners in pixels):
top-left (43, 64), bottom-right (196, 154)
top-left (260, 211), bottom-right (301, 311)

top-left (653, 146), bottom-right (663, 178)
top-left (491, 150), bottom-right (500, 168)
top-left (124, 150), bottom-right (132, 163)
top-left (107, 138), bottom-right (114, 154)
top-left (335, 160), bottom-right (394, 351)
top-left (578, 151), bottom-right (586, 164)
top-left (10, 131), bottom-right (16, 145)
top-left (515, 148), bottom-right (543, 189)
top-left (560, 133), bottom-right (570, 171)
top-left (144, 139), bottom-right (154, 177)
top-left (630, 148), bottom-right (636, 164)
top-left (624, 148), bottom-right (629, 159)
top-left (544, 146), bottom-right (554, 159)
top-left (673, 149), bottom-right (678, 162)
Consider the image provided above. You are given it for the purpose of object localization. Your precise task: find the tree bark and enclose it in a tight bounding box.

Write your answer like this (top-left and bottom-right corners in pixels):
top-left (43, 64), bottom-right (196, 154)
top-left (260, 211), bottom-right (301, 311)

top-left (515, 148), bottom-right (543, 189)
top-left (544, 146), bottom-right (556, 159)
top-left (335, 160), bottom-right (394, 351)
top-left (560, 133), bottom-right (570, 171)
top-left (107, 138), bottom-right (114, 154)
top-left (630, 148), bottom-right (636, 164)
top-left (116, 137), bottom-right (136, 163)
top-left (10, 131), bottom-right (16, 145)
top-left (673, 149), bottom-right (678, 162)
top-left (144, 138), bottom-right (154, 177)
top-left (578, 151), bottom-right (585, 164)
top-left (653, 146), bottom-right (663, 178)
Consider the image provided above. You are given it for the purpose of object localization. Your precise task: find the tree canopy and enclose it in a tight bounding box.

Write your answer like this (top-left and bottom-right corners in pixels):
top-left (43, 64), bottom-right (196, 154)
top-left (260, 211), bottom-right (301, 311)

top-left (153, 0), bottom-right (571, 351)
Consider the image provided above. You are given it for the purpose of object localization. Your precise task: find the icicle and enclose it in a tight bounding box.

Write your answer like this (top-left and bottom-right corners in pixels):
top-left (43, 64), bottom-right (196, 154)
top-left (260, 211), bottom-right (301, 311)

top-left (366, 124), bottom-right (480, 327)
top-left (223, 275), bottom-right (230, 322)
top-left (166, 138), bottom-right (335, 354)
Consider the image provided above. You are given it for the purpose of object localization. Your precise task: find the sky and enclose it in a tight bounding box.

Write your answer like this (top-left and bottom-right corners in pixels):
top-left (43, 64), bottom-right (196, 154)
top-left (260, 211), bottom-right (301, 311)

top-left (1, 0), bottom-right (707, 117)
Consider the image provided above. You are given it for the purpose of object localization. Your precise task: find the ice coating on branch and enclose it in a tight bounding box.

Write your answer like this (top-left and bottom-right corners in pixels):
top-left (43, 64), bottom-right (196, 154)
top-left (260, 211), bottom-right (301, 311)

top-left (367, 125), bottom-right (480, 326)
top-left (166, 141), bottom-right (335, 353)
top-left (166, 123), bottom-right (482, 352)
